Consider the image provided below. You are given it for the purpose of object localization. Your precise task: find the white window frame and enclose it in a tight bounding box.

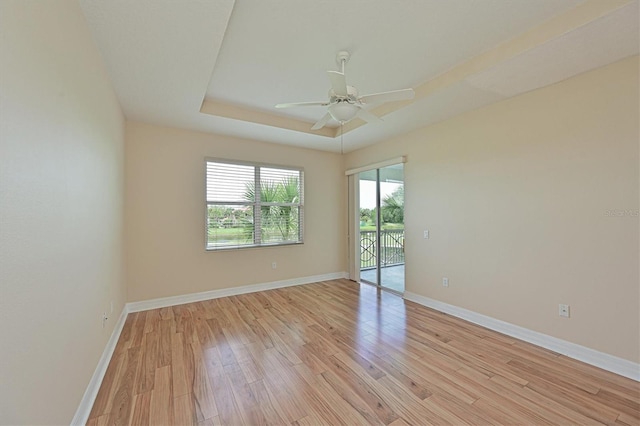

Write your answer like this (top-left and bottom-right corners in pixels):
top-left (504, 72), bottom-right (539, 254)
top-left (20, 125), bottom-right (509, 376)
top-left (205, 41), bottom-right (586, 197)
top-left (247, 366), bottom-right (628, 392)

top-left (205, 158), bottom-right (304, 250)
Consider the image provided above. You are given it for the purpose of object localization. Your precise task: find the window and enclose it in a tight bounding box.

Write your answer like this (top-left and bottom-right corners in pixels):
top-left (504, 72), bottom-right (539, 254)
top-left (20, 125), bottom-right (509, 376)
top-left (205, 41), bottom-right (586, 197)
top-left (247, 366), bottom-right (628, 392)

top-left (205, 158), bottom-right (304, 250)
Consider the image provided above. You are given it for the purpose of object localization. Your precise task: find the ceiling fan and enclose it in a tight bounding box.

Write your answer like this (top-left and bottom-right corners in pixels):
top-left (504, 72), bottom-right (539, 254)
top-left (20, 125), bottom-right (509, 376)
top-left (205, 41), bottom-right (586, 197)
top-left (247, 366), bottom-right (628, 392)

top-left (275, 51), bottom-right (415, 130)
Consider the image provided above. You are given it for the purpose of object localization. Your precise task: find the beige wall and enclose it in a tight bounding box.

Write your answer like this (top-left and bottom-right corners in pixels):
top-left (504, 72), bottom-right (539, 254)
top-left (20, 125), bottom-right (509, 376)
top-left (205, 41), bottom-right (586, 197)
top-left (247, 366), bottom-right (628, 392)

top-left (0, 1), bottom-right (126, 424)
top-left (0, 2), bottom-right (636, 421)
top-left (345, 56), bottom-right (639, 363)
top-left (125, 122), bottom-right (346, 302)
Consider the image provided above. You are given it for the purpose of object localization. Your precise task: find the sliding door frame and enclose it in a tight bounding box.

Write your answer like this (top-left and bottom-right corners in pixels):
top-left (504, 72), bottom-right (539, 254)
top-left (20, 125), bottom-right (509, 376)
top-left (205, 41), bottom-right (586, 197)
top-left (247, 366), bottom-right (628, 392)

top-left (346, 156), bottom-right (406, 286)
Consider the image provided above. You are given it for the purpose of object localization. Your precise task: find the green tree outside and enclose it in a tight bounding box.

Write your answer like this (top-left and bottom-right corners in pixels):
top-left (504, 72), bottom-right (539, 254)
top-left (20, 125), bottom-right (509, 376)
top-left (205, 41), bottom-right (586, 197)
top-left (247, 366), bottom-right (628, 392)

top-left (381, 186), bottom-right (404, 224)
top-left (244, 176), bottom-right (300, 241)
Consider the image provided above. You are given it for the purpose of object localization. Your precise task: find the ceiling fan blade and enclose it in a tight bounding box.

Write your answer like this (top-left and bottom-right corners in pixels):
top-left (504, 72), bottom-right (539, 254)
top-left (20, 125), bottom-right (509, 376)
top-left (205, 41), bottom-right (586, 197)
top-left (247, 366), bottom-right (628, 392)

top-left (359, 88), bottom-right (415, 105)
top-left (356, 108), bottom-right (383, 124)
top-left (311, 112), bottom-right (332, 130)
top-left (327, 71), bottom-right (348, 96)
top-left (275, 101), bottom-right (328, 108)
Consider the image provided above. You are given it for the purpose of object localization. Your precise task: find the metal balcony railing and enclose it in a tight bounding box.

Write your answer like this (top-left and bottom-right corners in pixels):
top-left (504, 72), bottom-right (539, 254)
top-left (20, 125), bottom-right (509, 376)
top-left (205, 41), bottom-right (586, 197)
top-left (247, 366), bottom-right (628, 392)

top-left (360, 229), bottom-right (404, 269)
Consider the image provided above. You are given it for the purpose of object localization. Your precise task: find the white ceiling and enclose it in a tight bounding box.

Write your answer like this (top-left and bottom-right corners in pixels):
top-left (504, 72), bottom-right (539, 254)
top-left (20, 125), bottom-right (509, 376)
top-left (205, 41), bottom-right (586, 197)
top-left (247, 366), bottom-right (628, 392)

top-left (79, 0), bottom-right (639, 153)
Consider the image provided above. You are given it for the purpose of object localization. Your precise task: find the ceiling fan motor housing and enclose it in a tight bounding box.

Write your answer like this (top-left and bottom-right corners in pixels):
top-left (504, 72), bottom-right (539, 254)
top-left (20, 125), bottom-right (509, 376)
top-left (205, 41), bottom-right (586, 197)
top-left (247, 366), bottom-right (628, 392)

top-left (329, 85), bottom-right (358, 103)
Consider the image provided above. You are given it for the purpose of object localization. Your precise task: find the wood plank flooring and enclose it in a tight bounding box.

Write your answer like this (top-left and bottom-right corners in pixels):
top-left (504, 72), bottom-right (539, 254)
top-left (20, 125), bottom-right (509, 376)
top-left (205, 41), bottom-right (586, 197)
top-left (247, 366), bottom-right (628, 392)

top-left (88, 279), bottom-right (640, 425)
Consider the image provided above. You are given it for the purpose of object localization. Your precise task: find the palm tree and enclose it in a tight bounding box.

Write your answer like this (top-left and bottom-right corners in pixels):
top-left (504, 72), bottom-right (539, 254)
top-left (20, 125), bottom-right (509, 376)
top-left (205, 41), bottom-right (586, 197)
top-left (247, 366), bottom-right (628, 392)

top-left (243, 177), bottom-right (300, 240)
top-left (382, 186), bottom-right (404, 224)
top-left (276, 176), bottom-right (300, 239)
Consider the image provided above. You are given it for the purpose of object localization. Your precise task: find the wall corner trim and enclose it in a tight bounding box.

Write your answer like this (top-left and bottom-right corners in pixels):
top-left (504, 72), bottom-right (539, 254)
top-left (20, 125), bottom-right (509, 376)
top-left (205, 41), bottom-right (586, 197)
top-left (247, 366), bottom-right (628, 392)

top-left (403, 291), bottom-right (640, 381)
top-left (71, 306), bottom-right (129, 425)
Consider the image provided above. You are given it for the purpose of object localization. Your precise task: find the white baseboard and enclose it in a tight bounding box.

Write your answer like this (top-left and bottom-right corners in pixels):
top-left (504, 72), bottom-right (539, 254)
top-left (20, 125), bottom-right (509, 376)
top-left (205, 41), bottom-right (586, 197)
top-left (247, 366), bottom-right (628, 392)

top-left (71, 306), bottom-right (129, 425)
top-left (404, 291), bottom-right (639, 381)
top-left (72, 272), bottom-right (347, 424)
top-left (126, 271), bottom-right (348, 313)
top-left (81, 276), bottom-right (636, 425)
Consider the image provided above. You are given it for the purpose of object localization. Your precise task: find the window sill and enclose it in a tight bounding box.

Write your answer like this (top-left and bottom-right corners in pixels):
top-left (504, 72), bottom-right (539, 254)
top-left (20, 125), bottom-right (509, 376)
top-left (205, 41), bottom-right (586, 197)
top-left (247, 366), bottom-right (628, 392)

top-left (205, 241), bottom-right (304, 252)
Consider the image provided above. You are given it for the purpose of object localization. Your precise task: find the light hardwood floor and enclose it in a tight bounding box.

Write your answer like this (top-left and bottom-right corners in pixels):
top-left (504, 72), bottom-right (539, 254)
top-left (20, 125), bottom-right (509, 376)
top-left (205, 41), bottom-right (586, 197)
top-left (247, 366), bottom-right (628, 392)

top-left (88, 279), bottom-right (639, 425)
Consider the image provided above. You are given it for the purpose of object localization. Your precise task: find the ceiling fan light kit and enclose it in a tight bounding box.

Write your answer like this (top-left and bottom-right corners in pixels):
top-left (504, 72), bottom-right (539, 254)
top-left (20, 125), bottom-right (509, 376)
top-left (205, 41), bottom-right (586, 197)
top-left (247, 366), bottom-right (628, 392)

top-left (275, 50), bottom-right (415, 131)
top-left (328, 101), bottom-right (359, 122)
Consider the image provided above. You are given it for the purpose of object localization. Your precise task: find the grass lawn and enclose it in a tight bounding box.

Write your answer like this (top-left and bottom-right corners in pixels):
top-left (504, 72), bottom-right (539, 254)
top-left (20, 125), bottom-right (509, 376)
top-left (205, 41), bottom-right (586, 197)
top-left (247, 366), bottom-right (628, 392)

top-left (207, 227), bottom-right (298, 245)
top-left (208, 224), bottom-right (404, 245)
top-left (360, 223), bottom-right (404, 231)
top-left (207, 227), bottom-right (251, 245)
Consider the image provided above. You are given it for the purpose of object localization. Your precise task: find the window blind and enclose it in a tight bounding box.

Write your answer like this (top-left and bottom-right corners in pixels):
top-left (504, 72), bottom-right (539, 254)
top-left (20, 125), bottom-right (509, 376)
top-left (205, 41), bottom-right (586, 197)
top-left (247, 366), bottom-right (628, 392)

top-left (206, 159), bottom-right (304, 250)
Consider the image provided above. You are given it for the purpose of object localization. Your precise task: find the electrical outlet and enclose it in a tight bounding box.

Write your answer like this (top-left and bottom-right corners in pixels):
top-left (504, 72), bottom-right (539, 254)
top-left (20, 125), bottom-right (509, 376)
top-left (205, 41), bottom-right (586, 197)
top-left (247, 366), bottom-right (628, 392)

top-left (271, 262), bottom-right (277, 269)
top-left (102, 312), bottom-right (109, 328)
top-left (559, 304), bottom-right (570, 318)
top-left (423, 230), bottom-right (429, 239)
top-left (442, 277), bottom-right (449, 287)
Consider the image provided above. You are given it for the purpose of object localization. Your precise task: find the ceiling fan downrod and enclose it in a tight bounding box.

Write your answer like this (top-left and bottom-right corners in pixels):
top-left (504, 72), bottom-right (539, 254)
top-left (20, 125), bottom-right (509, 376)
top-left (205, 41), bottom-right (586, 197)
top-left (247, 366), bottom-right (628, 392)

top-left (336, 51), bottom-right (350, 74)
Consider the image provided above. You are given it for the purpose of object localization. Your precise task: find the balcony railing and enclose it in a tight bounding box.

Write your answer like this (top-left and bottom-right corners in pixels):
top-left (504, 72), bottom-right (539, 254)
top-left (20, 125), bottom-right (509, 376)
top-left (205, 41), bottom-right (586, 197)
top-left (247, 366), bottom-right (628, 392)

top-left (360, 229), bottom-right (404, 269)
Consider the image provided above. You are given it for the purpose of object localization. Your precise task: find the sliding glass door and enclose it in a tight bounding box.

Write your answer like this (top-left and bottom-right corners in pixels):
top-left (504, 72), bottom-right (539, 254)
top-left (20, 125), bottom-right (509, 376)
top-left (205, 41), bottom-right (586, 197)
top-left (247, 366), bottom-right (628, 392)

top-left (357, 164), bottom-right (404, 293)
top-left (358, 169), bottom-right (379, 285)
